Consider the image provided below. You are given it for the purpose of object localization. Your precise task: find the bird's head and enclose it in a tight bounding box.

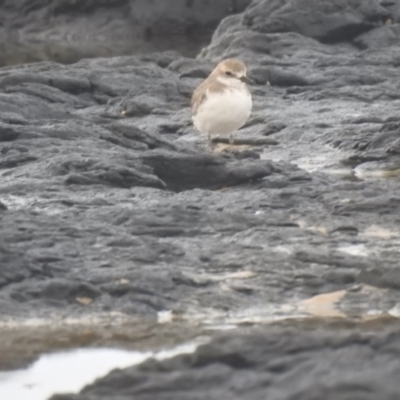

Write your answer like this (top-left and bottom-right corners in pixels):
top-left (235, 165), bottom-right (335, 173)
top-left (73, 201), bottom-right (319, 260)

top-left (213, 58), bottom-right (252, 84)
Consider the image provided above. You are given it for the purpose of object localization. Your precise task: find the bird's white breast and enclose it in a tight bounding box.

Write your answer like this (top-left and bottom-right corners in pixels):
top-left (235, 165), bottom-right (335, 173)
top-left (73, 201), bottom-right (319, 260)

top-left (193, 86), bottom-right (252, 135)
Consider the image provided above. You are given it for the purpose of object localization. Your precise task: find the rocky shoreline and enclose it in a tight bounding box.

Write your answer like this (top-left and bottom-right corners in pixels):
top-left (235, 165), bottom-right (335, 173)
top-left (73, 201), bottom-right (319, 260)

top-left (50, 320), bottom-right (400, 400)
top-left (1, 0), bottom-right (400, 398)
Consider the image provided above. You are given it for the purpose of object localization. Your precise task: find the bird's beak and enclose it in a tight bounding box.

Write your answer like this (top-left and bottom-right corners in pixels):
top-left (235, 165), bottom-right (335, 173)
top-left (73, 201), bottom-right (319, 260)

top-left (240, 75), bottom-right (254, 85)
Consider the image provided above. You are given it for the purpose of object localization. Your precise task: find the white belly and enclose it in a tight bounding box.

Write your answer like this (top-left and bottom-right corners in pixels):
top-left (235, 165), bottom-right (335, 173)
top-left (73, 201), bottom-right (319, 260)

top-left (193, 88), bottom-right (252, 135)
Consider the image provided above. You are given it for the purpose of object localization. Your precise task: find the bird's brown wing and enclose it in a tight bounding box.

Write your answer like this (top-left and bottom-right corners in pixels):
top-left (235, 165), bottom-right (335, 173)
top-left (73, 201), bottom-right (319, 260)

top-left (191, 78), bottom-right (225, 116)
top-left (191, 80), bottom-right (208, 117)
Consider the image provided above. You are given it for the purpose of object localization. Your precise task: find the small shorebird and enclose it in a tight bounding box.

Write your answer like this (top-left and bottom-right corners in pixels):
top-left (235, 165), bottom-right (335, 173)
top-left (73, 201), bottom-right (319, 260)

top-left (191, 58), bottom-right (252, 148)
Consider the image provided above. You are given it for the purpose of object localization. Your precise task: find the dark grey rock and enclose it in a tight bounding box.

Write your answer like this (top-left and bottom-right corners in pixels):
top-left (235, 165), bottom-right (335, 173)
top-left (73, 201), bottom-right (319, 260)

top-left (0, 0), bottom-right (252, 66)
top-left (49, 326), bottom-right (400, 400)
top-left (1, 0), bottom-right (400, 397)
top-left (142, 151), bottom-right (274, 191)
top-left (243, 0), bottom-right (391, 43)
top-left (0, 242), bottom-right (40, 289)
top-left (354, 24), bottom-right (400, 49)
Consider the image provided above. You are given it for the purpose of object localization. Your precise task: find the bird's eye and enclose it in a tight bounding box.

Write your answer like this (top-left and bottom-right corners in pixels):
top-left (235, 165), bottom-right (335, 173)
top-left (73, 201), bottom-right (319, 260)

top-left (225, 71), bottom-right (234, 76)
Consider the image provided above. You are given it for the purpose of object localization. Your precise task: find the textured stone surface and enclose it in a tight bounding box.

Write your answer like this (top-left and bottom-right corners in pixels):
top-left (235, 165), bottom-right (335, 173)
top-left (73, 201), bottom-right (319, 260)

top-left (50, 324), bottom-right (400, 400)
top-left (1, 0), bottom-right (400, 397)
top-left (0, 0), bottom-right (400, 331)
top-left (0, 0), bottom-right (251, 66)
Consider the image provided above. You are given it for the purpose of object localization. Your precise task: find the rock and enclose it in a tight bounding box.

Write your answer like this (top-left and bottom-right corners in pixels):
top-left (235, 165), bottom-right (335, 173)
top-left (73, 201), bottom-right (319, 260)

top-left (249, 66), bottom-right (310, 86)
top-left (243, 0), bottom-right (391, 43)
top-left (0, 0), bottom-right (252, 66)
top-left (0, 242), bottom-right (39, 289)
top-left (358, 267), bottom-right (400, 290)
top-left (49, 326), bottom-right (400, 400)
top-left (354, 24), bottom-right (400, 49)
top-left (2, 2), bottom-right (400, 398)
top-left (142, 150), bottom-right (274, 191)
top-left (0, 0), bottom-right (399, 322)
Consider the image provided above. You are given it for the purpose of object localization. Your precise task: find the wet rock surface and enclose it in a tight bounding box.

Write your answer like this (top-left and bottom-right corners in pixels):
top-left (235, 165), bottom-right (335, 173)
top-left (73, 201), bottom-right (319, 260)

top-left (51, 322), bottom-right (400, 400)
top-left (1, 0), bottom-right (400, 397)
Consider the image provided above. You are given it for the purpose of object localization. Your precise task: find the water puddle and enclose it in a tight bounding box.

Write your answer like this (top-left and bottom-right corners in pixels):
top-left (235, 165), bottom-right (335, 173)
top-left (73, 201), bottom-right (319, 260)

top-left (0, 286), bottom-right (399, 400)
top-left (293, 151), bottom-right (400, 182)
top-left (260, 142), bottom-right (353, 173)
top-left (0, 341), bottom-right (204, 400)
top-left (354, 162), bottom-right (400, 180)
top-left (260, 141), bottom-right (400, 183)
top-left (362, 225), bottom-right (399, 240)
top-left (337, 244), bottom-right (369, 257)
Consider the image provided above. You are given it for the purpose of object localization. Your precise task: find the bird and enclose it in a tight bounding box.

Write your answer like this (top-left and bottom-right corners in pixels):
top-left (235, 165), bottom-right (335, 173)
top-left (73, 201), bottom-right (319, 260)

top-left (191, 58), bottom-right (252, 149)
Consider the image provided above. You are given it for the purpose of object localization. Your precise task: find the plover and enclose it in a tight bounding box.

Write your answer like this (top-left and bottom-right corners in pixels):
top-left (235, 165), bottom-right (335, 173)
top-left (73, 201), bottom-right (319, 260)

top-left (191, 58), bottom-right (252, 148)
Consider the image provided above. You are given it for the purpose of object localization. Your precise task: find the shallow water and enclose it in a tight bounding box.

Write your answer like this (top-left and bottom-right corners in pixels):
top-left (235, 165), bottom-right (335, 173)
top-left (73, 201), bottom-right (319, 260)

top-left (0, 342), bottom-right (202, 400)
top-left (0, 301), bottom-right (399, 400)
